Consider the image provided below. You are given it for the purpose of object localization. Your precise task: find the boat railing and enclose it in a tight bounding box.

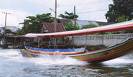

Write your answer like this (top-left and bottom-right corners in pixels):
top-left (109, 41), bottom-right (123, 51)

top-left (73, 33), bottom-right (133, 46)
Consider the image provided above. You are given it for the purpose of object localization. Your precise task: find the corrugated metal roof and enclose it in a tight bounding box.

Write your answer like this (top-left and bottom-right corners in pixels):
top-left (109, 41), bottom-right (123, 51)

top-left (41, 22), bottom-right (66, 33)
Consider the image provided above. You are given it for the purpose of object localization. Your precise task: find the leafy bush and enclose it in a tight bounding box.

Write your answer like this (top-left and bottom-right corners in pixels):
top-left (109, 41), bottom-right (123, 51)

top-left (82, 23), bottom-right (98, 29)
top-left (64, 21), bottom-right (80, 31)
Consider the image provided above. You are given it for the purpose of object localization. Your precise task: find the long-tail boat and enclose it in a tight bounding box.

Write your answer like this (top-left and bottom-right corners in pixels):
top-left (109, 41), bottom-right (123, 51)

top-left (20, 20), bottom-right (133, 62)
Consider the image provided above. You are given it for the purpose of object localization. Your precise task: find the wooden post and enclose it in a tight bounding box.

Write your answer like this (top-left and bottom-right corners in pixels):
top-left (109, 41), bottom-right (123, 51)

top-left (37, 38), bottom-right (40, 48)
top-left (54, 0), bottom-right (57, 48)
top-left (2, 12), bottom-right (10, 46)
top-left (74, 5), bottom-right (77, 27)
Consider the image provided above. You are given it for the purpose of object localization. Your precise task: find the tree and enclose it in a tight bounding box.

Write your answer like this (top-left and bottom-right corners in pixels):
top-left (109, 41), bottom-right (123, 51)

top-left (59, 11), bottom-right (79, 31)
top-left (81, 24), bottom-right (98, 29)
top-left (17, 13), bottom-right (54, 35)
top-left (5, 29), bottom-right (13, 33)
top-left (64, 21), bottom-right (79, 31)
top-left (59, 11), bottom-right (78, 19)
top-left (106, 0), bottom-right (133, 23)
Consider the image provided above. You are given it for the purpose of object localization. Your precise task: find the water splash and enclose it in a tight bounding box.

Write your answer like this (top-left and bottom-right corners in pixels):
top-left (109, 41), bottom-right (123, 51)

top-left (0, 49), bottom-right (87, 65)
top-left (0, 49), bottom-right (20, 58)
top-left (0, 49), bottom-right (133, 66)
top-left (28, 56), bottom-right (87, 65)
top-left (0, 49), bottom-right (133, 77)
top-left (103, 56), bottom-right (133, 68)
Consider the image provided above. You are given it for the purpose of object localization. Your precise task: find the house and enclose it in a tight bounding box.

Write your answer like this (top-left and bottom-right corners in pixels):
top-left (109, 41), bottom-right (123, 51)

top-left (41, 19), bottom-right (109, 33)
top-left (41, 22), bottom-right (66, 33)
top-left (0, 26), bottom-right (19, 33)
top-left (0, 27), bottom-right (4, 33)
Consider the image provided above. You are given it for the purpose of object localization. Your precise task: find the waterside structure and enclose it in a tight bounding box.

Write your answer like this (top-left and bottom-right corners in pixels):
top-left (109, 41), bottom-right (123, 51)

top-left (2, 33), bottom-right (132, 49)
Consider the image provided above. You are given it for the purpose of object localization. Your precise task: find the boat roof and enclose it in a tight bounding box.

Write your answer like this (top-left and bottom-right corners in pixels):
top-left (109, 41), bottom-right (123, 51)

top-left (25, 20), bottom-right (133, 38)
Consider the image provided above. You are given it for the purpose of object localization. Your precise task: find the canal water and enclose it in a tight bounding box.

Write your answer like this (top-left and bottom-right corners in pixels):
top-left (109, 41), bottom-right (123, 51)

top-left (0, 49), bottom-right (133, 77)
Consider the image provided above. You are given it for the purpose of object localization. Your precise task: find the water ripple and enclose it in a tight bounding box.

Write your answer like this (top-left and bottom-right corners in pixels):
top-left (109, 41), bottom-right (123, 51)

top-left (0, 49), bottom-right (133, 77)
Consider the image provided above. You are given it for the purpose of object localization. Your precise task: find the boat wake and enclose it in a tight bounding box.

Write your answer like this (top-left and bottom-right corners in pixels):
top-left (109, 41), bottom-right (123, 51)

top-left (103, 52), bottom-right (133, 67)
top-left (0, 49), bottom-right (87, 66)
top-left (28, 56), bottom-right (87, 65)
top-left (0, 49), bottom-right (133, 67)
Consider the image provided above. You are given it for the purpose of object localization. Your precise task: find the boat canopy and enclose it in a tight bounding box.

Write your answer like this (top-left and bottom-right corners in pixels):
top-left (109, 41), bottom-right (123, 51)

top-left (25, 20), bottom-right (133, 38)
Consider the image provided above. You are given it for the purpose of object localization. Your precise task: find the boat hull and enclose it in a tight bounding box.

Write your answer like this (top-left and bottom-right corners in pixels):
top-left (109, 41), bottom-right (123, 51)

top-left (20, 38), bottom-right (133, 63)
top-left (70, 38), bottom-right (133, 62)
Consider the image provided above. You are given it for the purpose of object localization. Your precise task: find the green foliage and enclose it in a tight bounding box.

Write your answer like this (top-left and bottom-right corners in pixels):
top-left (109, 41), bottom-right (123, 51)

top-left (64, 21), bottom-right (79, 31)
top-left (59, 11), bottom-right (79, 31)
top-left (16, 29), bottom-right (21, 35)
top-left (59, 11), bottom-right (78, 19)
top-left (106, 0), bottom-right (133, 22)
top-left (117, 15), bottom-right (129, 22)
top-left (81, 24), bottom-right (98, 29)
top-left (124, 30), bottom-right (133, 33)
top-left (17, 13), bottom-right (54, 35)
top-left (5, 29), bottom-right (13, 33)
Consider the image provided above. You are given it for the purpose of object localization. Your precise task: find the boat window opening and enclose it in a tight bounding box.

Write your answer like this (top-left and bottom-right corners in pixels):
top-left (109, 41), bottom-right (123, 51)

top-left (72, 36), bottom-right (74, 49)
top-left (84, 34), bottom-right (88, 52)
top-left (48, 38), bottom-right (51, 48)
top-left (37, 37), bottom-right (40, 48)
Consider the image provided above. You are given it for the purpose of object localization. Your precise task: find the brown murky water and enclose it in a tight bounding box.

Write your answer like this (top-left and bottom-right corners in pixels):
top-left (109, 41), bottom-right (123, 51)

top-left (0, 49), bottom-right (133, 77)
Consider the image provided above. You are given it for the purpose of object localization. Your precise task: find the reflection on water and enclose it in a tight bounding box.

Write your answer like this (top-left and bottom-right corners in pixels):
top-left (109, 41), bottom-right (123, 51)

top-left (0, 49), bottom-right (133, 77)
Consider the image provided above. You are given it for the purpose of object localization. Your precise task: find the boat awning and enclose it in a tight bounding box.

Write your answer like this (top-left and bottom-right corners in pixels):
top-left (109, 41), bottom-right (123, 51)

top-left (25, 20), bottom-right (133, 38)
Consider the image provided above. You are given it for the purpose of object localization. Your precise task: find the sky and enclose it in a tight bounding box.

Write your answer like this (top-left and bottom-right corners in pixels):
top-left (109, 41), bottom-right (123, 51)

top-left (0, 0), bottom-right (113, 28)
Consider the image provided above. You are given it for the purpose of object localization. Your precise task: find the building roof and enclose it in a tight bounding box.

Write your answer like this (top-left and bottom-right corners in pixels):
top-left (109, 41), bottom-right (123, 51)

top-left (41, 22), bottom-right (66, 33)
